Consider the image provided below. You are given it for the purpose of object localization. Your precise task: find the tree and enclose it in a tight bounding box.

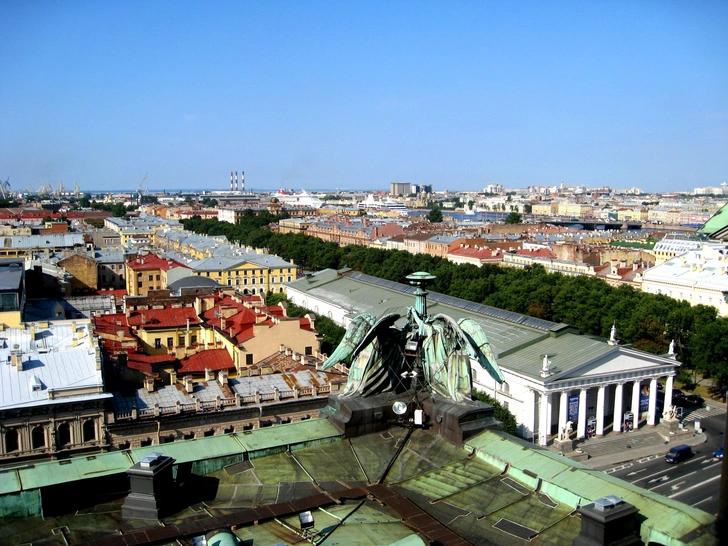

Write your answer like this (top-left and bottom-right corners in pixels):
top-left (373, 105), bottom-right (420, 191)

top-left (504, 212), bottom-right (522, 224)
top-left (427, 205), bottom-right (443, 223)
top-left (111, 203), bottom-right (127, 217)
top-left (472, 389), bottom-right (517, 434)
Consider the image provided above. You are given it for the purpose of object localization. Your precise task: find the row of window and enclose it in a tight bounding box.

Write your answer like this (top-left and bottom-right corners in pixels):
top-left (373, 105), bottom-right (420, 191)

top-left (154, 335), bottom-right (198, 349)
top-left (4, 420), bottom-right (96, 453)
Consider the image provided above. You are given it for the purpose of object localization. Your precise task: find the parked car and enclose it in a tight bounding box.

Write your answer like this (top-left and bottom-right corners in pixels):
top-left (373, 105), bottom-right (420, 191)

top-left (674, 394), bottom-right (703, 408)
top-left (715, 446), bottom-right (724, 460)
top-left (666, 444), bottom-right (693, 464)
top-left (672, 389), bottom-right (685, 399)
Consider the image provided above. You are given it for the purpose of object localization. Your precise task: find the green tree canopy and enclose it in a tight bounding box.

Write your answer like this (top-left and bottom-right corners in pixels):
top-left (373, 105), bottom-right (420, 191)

top-left (427, 205), bottom-right (443, 223)
top-left (504, 212), bottom-right (522, 224)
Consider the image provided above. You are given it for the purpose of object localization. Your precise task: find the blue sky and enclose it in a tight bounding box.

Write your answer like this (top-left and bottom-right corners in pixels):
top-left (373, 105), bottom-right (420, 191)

top-left (1, 1), bottom-right (726, 193)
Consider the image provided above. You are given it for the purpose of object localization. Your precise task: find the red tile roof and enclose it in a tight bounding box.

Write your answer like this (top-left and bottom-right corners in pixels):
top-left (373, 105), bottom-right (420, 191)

top-left (128, 307), bottom-right (200, 329)
top-left (449, 247), bottom-right (502, 259)
top-left (93, 313), bottom-right (133, 337)
top-left (127, 353), bottom-right (176, 373)
top-left (516, 248), bottom-right (557, 259)
top-left (178, 348), bottom-right (234, 373)
top-left (126, 253), bottom-right (188, 271)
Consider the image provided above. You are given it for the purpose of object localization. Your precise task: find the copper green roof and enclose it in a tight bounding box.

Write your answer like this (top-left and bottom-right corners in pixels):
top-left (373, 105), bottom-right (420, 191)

top-left (698, 202), bottom-right (728, 239)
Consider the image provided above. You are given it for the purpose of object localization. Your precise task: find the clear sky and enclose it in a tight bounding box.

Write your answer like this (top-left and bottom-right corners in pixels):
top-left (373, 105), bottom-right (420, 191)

top-left (1, 1), bottom-right (726, 193)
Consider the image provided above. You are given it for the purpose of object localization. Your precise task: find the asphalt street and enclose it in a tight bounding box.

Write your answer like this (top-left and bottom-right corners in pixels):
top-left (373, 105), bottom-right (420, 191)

top-left (605, 412), bottom-right (725, 516)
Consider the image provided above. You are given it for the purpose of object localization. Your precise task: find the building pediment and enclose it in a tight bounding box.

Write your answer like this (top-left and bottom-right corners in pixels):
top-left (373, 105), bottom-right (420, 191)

top-left (551, 347), bottom-right (677, 383)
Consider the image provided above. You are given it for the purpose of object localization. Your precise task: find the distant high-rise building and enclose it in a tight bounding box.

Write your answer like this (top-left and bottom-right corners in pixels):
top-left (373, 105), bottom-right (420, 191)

top-left (390, 182), bottom-right (412, 196)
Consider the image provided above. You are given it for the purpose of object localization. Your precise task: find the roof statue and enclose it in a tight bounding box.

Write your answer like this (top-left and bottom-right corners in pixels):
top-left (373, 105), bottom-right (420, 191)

top-left (322, 271), bottom-right (504, 403)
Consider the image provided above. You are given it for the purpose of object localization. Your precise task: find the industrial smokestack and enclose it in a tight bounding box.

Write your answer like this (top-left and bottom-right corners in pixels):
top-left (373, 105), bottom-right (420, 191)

top-left (230, 171), bottom-right (233, 192)
top-left (241, 171), bottom-right (245, 192)
top-left (235, 171), bottom-right (238, 192)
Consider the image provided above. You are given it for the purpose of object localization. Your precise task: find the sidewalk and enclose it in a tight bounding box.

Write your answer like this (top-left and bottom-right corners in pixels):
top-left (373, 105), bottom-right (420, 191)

top-left (553, 419), bottom-right (712, 471)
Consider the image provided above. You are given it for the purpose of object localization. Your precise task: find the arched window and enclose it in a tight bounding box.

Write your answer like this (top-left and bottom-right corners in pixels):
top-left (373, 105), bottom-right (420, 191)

top-left (501, 382), bottom-right (510, 395)
top-left (82, 420), bottom-right (96, 443)
top-left (5, 429), bottom-right (19, 452)
top-left (251, 288), bottom-right (256, 294)
top-left (31, 426), bottom-right (45, 449)
top-left (57, 422), bottom-right (71, 448)
top-left (279, 287), bottom-right (284, 293)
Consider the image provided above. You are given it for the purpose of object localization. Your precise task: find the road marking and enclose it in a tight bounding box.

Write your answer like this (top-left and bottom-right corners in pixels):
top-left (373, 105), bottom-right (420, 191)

top-left (704, 462), bottom-right (722, 471)
top-left (647, 476), bottom-right (669, 486)
top-left (604, 463), bottom-right (633, 474)
top-left (668, 474), bottom-right (722, 499)
top-left (670, 481), bottom-right (686, 491)
top-left (637, 455), bottom-right (660, 464)
top-left (693, 496), bottom-right (713, 507)
top-left (648, 471), bottom-right (696, 491)
top-left (636, 468), bottom-right (672, 483)
top-left (683, 455), bottom-right (706, 466)
top-left (627, 468), bottom-right (646, 477)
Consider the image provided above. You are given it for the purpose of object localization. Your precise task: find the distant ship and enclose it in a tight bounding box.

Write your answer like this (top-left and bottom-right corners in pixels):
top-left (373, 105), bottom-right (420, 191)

top-left (357, 194), bottom-right (409, 215)
top-left (274, 189), bottom-right (324, 209)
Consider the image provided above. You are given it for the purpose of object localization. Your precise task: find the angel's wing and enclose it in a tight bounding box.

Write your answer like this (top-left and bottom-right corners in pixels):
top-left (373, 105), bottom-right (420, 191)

top-left (458, 318), bottom-right (505, 384)
top-left (321, 313), bottom-right (376, 370)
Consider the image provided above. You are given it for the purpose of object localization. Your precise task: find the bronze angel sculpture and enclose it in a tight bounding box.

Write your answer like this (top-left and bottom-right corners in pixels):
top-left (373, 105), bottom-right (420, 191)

top-left (321, 273), bottom-right (504, 403)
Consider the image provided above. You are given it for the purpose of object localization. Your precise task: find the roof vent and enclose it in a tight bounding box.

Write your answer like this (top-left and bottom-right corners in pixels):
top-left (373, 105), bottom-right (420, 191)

top-left (593, 495), bottom-right (623, 512)
top-left (30, 375), bottom-right (42, 391)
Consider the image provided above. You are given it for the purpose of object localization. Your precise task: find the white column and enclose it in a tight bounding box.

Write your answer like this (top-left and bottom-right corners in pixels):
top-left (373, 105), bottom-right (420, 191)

top-left (577, 388), bottom-right (587, 439)
top-left (664, 375), bottom-right (674, 412)
top-left (559, 391), bottom-right (568, 434)
top-left (648, 378), bottom-right (658, 426)
top-left (631, 380), bottom-right (641, 430)
top-left (613, 383), bottom-right (624, 433)
top-left (596, 386), bottom-right (605, 436)
top-left (524, 388), bottom-right (536, 440)
top-left (539, 391), bottom-right (551, 446)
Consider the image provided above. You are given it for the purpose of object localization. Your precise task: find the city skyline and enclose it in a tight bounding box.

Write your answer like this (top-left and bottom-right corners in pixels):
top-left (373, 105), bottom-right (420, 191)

top-left (1, 1), bottom-right (726, 193)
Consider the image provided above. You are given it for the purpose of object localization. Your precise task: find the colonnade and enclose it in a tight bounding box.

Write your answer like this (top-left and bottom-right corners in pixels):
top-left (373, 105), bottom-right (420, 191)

top-left (529, 374), bottom-right (675, 446)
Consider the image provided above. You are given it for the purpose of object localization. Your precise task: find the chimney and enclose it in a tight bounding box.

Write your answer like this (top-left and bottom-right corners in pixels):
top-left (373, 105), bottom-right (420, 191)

top-left (29, 323), bottom-right (36, 340)
top-left (170, 371), bottom-right (177, 385)
top-left (141, 313), bottom-right (147, 324)
top-left (144, 376), bottom-right (155, 393)
top-left (285, 347), bottom-right (291, 356)
top-left (280, 344), bottom-right (285, 352)
top-left (95, 356), bottom-right (102, 371)
top-left (572, 496), bottom-right (640, 546)
top-left (218, 369), bottom-right (228, 386)
top-left (71, 320), bottom-right (77, 333)
top-left (184, 376), bottom-right (194, 394)
top-left (205, 367), bottom-right (215, 381)
top-left (220, 316), bottom-right (226, 330)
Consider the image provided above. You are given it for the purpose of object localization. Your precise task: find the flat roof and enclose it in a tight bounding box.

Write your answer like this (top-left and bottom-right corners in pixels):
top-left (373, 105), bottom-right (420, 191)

top-left (0, 320), bottom-right (109, 410)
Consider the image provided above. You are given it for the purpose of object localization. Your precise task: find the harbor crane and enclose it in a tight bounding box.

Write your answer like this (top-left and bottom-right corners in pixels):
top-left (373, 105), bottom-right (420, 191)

top-left (137, 172), bottom-right (148, 203)
top-left (0, 177), bottom-right (10, 199)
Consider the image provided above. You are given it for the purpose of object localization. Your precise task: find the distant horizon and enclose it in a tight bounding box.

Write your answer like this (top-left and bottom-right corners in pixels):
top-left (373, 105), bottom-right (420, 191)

top-left (2, 2), bottom-right (726, 193)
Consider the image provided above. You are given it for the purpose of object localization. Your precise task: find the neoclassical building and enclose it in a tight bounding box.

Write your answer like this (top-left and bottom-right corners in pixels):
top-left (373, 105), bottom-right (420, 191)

top-left (0, 319), bottom-right (110, 463)
top-left (287, 269), bottom-right (679, 446)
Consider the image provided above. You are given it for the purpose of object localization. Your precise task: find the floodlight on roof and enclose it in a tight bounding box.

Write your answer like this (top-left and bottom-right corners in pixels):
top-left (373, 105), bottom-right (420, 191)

top-left (299, 510), bottom-right (315, 530)
top-left (392, 401), bottom-right (407, 415)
